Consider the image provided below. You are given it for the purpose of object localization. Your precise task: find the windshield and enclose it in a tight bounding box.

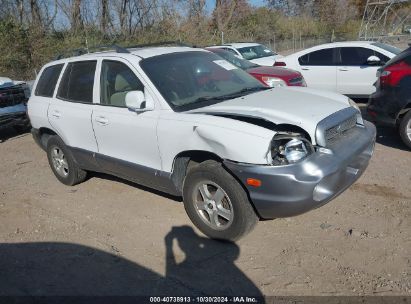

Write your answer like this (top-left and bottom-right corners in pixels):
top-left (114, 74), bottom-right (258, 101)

top-left (372, 42), bottom-right (402, 55)
top-left (211, 50), bottom-right (259, 70)
top-left (237, 45), bottom-right (276, 60)
top-left (140, 51), bottom-right (267, 111)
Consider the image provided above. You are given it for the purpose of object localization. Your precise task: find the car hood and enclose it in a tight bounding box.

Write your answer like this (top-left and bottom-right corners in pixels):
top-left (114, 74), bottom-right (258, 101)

top-left (250, 54), bottom-right (283, 66)
top-left (188, 87), bottom-right (351, 144)
top-left (0, 77), bottom-right (14, 88)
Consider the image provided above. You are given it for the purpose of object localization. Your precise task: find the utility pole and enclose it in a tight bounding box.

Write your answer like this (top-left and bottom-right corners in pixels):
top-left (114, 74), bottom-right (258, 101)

top-left (359, 0), bottom-right (411, 40)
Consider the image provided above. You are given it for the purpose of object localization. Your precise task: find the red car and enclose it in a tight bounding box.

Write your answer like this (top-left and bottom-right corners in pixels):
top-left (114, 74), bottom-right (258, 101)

top-left (206, 48), bottom-right (306, 88)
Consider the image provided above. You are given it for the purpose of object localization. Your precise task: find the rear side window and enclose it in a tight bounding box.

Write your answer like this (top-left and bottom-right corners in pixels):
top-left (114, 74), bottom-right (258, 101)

top-left (57, 61), bottom-right (97, 103)
top-left (299, 48), bottom-right (334, 66)
top-left (35, 64), bottom-right (64, 97)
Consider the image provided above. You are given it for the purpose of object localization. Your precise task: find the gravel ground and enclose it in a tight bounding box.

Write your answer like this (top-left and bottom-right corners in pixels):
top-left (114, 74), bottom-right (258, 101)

top-left (0, 117), bottom-right (410, 298)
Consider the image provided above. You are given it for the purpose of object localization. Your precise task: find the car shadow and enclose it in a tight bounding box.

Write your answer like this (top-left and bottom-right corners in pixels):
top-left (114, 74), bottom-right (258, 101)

top-left (0, 226), bottom-right (263, 299)
top-left (357, 102), bottom-right (409, 151)
top-left (87, 171), bottom-right (182, 202)
top-left (375, 126), bottom-right (410, 151)
top-left (0, 127), bottom-right (30, 143)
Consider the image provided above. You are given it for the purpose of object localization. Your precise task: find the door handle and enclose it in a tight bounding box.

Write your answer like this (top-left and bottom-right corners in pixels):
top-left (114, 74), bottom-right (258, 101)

top-left (338, 68), bottom-right (348, 71)
top-left (51, 110), bottom-right (61, 118)
top-left (95, 116), bottom-right (109, 126)
top-left (302, 67), bottom-right (310, 71)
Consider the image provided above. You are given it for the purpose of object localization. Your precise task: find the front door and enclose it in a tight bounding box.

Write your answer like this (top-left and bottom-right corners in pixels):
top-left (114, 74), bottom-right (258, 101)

top-left (336, 47), bottom-right (383, 97)
top-left (91, 59), bottom-right (162, 183)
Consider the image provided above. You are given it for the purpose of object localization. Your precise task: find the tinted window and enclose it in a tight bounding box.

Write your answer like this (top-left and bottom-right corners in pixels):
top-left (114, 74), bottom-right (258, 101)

top-left (299, 48), bottom-right (334, 66)
top-left (340, 47), bottom-right (378, 65)
top-left (57, 61), bottom-right (96, 103)
top-left (100, 60), bottom-right (144, 107)
top-left (375, 52), bottom-right (390, 64)
top-left (35, 64), bottom-right (64, 97)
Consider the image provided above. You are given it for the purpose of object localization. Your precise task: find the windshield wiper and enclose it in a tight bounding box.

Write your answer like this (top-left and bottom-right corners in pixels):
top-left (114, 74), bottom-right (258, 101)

top-left (206, 87), bottom-right (270, 101)
top-left (189, 96), bottom-right (220, 104)
top-left (183, 87), bottom-right (270, 107)
top-left (237, 87), bottom-right (270, 94)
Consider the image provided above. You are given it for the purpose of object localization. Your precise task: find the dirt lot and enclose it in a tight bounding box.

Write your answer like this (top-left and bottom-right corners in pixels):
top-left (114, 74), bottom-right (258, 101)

top-left (0, 116), bottom-right (410, 298)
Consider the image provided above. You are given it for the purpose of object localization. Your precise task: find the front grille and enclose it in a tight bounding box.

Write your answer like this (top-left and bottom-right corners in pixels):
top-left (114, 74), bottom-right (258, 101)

top-left (315, 107), bottom-right (360, 147)
top-left (325, 114), bottom-right (357, 143)
top-left (0, 85), bottom-right (28, 108)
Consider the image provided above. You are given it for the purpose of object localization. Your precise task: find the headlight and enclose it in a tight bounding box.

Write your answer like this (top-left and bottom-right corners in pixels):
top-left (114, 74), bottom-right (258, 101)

top-left (348, 98), bottom-right (364, 124)
top-left (348, 98), bottom-right (360, 112)
top-left (261, 76), bottom-right (287, 88)
top-left (271, 133), bottom-right (314, 165)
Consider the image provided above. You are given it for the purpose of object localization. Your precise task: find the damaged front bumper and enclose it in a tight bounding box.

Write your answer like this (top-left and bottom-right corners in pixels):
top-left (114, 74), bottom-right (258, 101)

top-left (224, 120), bottom-right (376, 219)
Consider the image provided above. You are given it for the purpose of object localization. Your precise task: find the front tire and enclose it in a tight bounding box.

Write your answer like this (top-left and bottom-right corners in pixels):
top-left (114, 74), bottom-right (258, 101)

top-left (399, 110), bottom-right (411, 149)
top-left (46, 136), bottom-right (87, 186)
top-left (183, 160), bottom-right (258, 241)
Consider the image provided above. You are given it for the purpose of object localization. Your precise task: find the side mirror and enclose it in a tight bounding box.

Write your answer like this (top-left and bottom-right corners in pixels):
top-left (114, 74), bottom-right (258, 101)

top-left (367, 55), bottom-right (381, 65)
top-left (125, 90), bottom-right (154, 112)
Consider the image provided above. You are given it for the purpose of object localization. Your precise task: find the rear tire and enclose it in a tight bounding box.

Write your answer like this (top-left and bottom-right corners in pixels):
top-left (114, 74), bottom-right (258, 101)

top-left (46, 136), bottom-right (87, 186)
top-left (399, 110), bottom-right (411, 149)
top-left (183, 160), bottom-right (258, 241)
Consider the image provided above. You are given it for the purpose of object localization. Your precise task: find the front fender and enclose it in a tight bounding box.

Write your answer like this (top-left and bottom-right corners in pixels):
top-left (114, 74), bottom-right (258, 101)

top-left (157, 112), bottom-right (275, 172)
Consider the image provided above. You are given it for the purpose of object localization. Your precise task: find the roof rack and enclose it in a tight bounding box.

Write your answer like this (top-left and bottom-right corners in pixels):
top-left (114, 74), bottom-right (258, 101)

top-left (55, 44), bottom-right (129, 60)
top-left (126, 41), bottom-right (193, 49)
top-left (54, 41), bottom-right (193, 60)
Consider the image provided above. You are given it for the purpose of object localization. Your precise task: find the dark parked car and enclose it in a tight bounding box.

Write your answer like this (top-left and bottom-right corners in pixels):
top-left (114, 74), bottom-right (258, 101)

top-left (367, 46), bottom-right (411, 149)
top-left (206, 48), bottom-right (306, 88)
top-left (0, 78), bottom-right (30, 132)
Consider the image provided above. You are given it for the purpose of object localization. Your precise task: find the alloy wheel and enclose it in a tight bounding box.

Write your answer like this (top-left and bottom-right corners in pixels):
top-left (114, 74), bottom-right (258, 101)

top-left (193, 181), bottom-right (234, 230)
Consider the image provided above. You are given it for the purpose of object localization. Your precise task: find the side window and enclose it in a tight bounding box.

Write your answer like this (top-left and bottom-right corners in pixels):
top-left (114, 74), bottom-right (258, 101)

top-left (35, 64), bottom-right (64, 97)
top-left (340, 47), bottom-right (377, 66)
top-left (100, 60), bottom-right (144, 107)
top-left (57, 61), bottom-right (97, 103)
top-left (298, 48), bottom-right (334, 66)
top-left (224, 48), bottom-right (238, 55)
top-left (375, 52), bottom-right (390, 64)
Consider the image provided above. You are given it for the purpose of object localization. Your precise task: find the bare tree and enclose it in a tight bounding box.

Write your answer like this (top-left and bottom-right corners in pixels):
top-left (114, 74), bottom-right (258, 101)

top-left (30, 0), bottom-right (43, 26)
top-left (100, 0), bottom-right (109, 33)
top-left (71, 0), bottom-right (83, 31)
top-left (215, 0), bottom-right (238, 33)
top-left (16, 0), bottom-right (24, 24)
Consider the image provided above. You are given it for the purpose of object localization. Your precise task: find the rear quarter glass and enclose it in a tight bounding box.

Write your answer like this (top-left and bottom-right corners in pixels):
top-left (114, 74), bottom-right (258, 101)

top-left (35, 64), bottom-right (64, 97)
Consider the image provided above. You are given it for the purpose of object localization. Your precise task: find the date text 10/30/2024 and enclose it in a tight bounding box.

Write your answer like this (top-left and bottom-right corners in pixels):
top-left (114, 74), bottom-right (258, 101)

top-left (149, 297), bottom-right (260, 303)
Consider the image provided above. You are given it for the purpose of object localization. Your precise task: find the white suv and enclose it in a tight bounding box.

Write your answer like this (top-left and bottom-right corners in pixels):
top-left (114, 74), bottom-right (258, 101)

top-left (28, 45), bottom-right (376, 240)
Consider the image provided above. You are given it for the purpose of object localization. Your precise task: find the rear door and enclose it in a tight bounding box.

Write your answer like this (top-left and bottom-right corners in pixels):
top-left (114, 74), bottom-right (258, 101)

top-left (336, 47), bottom-right (386, 97)
top-left (48, 60), bottom-right (98, 155)
top-left (297, 48), bottom-right (337, 92)
top-left (29, 64), bottom-right (64, 130)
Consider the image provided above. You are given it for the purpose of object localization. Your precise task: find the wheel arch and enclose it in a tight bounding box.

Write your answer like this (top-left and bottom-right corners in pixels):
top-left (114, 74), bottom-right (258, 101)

top-left (170, 150), bottom-right (223, 194)
top-left (37, 127), bottom-right (58, 150)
